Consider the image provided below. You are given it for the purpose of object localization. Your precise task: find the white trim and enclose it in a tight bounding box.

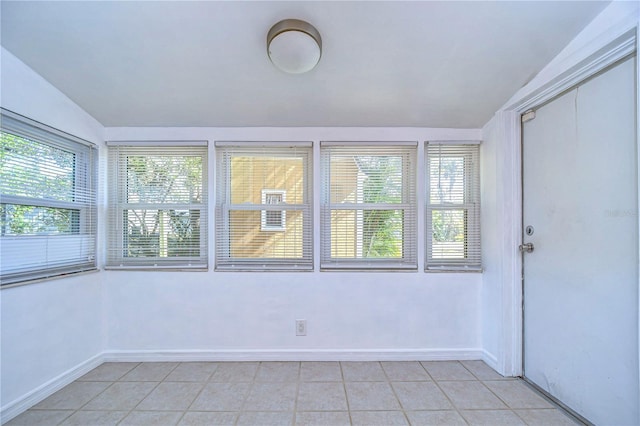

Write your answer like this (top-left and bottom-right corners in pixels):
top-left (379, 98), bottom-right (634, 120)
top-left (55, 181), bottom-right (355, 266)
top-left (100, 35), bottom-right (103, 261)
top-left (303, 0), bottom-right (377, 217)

top-left (215, 141), bottom-right (313, 148)
top-left (320, 141), bottom-right (418, 147)
top-left (106, 128), bottom-right (482, 143)
top-left (106, 140), bottom-right (208, 147)
top-left (501, 111), bottom-right (522, 377)
top-left (102, 348), bottom-right (485, 362)
top-left (427, 140), bottom-right (482, 145)
top-left (507, 30), bottom-right (636, 113)
top-left (1, 108), bottom-right (97, 149)
top-left (502, 2), bottom-right (639, 110)
top-left (0, 354), bottom-right (103, 424)
top-left (482, 349), bottom-right (500, 373)
top-left (637, 20), bottom-right (640, 423)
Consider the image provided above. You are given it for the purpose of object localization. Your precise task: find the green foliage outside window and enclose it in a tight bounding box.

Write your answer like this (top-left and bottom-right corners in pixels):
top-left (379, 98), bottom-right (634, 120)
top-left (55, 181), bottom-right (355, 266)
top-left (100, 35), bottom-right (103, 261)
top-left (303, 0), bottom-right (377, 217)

top-left (0, 132), bottom-right (77, 235)
top-left (432, 210), bottom-right (463, 243)
top-left (354, 156), bottom-right (403, 258)
top-left (0, 204), bottom-right (78, 235)
top-left (430, 157), bottom-right (464, 244)
top-left (124, 155), bottom-right (202, 258)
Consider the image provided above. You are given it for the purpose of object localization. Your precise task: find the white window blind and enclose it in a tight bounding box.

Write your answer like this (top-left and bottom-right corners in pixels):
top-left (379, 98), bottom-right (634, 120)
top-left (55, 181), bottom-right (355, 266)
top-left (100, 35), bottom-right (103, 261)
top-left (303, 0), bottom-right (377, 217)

top-left (107, 142), bottom-right (208, 269)
top-left (0, 109), bottom-right (98, 286)
top-left (426, 142), bottom-right (481, 270)
top-left (215, 142), bottom-right (313, 271)
top-left (320, 143), bottom-right (417, 270)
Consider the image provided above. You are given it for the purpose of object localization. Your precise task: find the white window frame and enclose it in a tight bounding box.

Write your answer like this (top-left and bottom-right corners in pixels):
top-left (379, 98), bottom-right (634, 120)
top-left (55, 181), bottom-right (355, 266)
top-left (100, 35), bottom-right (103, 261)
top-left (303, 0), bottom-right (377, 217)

top-left (426, 141), bottom-right (481, 271)
top-left (320, 142), bottom-right (418, 270)
top-left (215, 142), bottom-right (313, 271)
top-left (261, 189), bottom-right (287, 231)
top-left (106, 141), bottom-right (208, 270)
top-left (0, 109), bottom-right (98, 287)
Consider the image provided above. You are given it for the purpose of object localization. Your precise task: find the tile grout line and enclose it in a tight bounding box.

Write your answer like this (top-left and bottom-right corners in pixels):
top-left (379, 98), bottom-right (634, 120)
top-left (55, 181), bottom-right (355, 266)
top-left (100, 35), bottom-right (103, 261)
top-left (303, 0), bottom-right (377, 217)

top-left (461, 362), bottom-right (520, 411)
top-left (33, 362), bottom-right (144, 425)
top-left (177, 362), bottom-right (221, 426)
top-left (234, 362), bottom-right (259, 426)
top-left (54, 410), bottom-right (74, 426)
top-left (116, 362), bottom-right (179, 426)
top-left (9, 360), bottom-right (583, 426)
top-left (63, 362), bottom-right (142, 426)
top-left (459, 361), bottom-right (554, 425)
top-left (460, 361), bottom-right (579, 425)
top-left (457, 360), bottom-right (504, 424)
top-left (77, 363), bottom-right (132, 426)
top-left (28, 382), bottom-right (104, 421)
top-left (422, 361), bottom-right (471, 425)
top-left (292, 361), bottom-right (301, 426)
top-left (380, 361), bottom-right (412, 426)
top-left (417, 360), bottom-right (435, 382)
top-left (508, 380), bottom-right (584, 426)
top-left (338, 362), bottom-right (354, 426)
top-left (72, 382), bottom-right (116, 423)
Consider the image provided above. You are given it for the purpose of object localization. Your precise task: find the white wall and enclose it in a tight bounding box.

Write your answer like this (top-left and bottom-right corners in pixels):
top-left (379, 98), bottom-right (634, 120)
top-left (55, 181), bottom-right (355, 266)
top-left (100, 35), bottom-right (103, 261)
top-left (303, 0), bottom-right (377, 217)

top-left (103, 126), bottom-right (484, 360)
top-left (0, 46), bottom-right (485, 421)
top-left (105, 271), bottom-right (481, 358)
top-left (0, 48), bottom-right (105, 420)
top-left (480, 117), bottom-right (500, 368)
top-left (0, 47), bottom-right (104, 143)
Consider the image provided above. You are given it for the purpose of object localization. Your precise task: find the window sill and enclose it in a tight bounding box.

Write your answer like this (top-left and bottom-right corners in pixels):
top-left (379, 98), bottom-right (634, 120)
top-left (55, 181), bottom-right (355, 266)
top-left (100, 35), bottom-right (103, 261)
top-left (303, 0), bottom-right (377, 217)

top-left (425, 267), bottom-right (483, 273)
top-left (0, 267), bottom-right (100, 290)
top-left (104, 266), bottom-right (208, 272)
top-left (215, 265), bottom-right (313, 272)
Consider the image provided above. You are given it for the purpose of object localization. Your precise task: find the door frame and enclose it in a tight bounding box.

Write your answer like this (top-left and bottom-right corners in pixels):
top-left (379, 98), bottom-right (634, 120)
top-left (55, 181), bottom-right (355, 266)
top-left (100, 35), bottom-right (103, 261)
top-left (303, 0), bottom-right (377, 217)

top-left (495, 25), bottom-right (638, 379)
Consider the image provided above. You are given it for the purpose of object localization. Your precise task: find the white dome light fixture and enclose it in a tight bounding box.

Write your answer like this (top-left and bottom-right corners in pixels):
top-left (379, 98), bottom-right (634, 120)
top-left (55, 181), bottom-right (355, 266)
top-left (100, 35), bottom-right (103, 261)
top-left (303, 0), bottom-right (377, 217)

top-left (267, 19), bottom-right (322, 74)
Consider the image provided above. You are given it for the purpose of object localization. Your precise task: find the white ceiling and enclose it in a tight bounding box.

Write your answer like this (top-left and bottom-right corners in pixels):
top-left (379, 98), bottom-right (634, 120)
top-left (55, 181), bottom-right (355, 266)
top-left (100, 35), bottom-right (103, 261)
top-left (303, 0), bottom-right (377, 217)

top-left (1, 1), bottom-right (609, 128)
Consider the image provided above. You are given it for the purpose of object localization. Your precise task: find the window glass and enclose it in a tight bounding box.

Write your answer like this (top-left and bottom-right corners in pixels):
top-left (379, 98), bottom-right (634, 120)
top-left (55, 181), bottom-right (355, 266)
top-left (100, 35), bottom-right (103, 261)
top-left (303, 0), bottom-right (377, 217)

top-left (215, 144), bottom-right (312, 270)
top-left (0, 110), bottom-right (97, 286)
top-left (321, 144), bottom-right (417, 270)
top-left (107, 144), bottom-right (208, 269)
top-left (426, 143), bottom-right (481, 270)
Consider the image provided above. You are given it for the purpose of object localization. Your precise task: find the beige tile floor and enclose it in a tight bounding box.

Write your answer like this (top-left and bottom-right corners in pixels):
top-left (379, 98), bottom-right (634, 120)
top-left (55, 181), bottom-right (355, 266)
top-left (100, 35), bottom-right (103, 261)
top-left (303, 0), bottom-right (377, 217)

top-left (5, 361), bottom-right (580, 426)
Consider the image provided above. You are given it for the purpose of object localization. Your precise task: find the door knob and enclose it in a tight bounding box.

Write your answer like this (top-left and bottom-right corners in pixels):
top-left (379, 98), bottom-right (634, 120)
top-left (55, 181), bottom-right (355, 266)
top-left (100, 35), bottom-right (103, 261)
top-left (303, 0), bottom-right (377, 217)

top-left (519, 243), bottom-right (534, 253)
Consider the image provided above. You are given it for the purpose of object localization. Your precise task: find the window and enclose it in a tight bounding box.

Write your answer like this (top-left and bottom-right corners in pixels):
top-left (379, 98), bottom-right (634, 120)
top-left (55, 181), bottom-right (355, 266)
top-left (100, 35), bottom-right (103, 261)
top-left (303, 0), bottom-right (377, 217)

top-left (107, 141), bottom-right (208, 269)
top-left (0, 109), bottom-right (98, 286)
top-left (426, 142), bottom-right (481, 270)
top-left (261, 190), bottom-right (286, 231)
top-left (215, 142), bottom-right (313, 271)
top-left (320, 142), bottom-right (417, 270)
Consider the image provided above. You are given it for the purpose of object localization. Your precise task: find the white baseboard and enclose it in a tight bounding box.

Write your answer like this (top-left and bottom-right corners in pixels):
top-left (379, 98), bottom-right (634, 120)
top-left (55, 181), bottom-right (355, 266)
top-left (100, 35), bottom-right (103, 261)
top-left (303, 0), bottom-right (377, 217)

top-left (2, 347), bottom-right (485, 424)
top-left (481, 349), bottom-right (500, 373)
top-left (0, 354), bottom-right (104, 425)
top-left (102, 348), bottom-right (485, 362)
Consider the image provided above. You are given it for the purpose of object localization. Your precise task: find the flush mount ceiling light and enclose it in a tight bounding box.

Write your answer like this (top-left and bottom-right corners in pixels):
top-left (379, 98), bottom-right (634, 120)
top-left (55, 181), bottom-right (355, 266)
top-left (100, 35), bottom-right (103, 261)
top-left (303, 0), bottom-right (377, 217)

top-left (267, 19), bottom-right (322, 74)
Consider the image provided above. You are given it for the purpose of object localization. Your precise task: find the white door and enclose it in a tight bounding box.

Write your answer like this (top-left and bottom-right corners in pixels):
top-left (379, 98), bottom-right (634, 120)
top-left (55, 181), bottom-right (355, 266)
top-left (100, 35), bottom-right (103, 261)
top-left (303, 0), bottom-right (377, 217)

top-left (522, 56), bottom-right (638, 425)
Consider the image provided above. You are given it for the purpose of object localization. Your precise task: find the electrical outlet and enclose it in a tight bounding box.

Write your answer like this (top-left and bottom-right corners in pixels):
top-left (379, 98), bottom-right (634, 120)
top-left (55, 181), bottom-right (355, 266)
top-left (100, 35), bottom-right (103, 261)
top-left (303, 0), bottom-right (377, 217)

top-left (296, 319), bottom-right (307, 336)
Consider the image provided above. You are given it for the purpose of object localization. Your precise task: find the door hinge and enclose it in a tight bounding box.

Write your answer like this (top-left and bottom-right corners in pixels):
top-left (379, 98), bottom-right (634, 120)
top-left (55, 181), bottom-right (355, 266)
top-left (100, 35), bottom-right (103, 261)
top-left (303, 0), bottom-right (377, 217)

top-left (521, 110), bottom-right (536, 123)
